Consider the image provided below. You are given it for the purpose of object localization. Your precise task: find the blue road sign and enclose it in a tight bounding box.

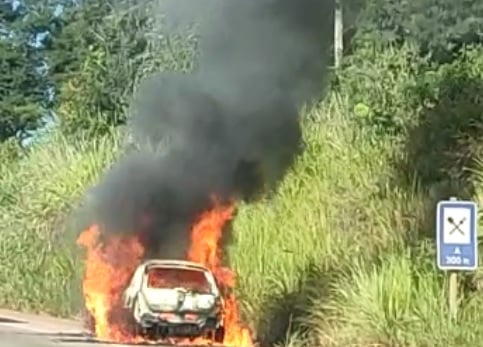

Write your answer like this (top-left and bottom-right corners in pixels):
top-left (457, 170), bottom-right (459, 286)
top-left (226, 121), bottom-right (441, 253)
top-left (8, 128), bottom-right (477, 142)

top-left (436, 200), bottom-right (478, 270)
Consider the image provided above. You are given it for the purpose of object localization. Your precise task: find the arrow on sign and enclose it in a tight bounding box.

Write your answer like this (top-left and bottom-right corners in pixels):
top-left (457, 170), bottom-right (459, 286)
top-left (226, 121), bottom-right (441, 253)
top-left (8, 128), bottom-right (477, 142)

top-left (454, 247), bottom-right (461, 254)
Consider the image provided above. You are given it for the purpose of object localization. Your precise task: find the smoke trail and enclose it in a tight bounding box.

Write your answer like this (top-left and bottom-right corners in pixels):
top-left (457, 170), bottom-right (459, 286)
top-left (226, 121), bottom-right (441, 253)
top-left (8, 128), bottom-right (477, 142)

top-left (81, 0), bottom-right (334, 258)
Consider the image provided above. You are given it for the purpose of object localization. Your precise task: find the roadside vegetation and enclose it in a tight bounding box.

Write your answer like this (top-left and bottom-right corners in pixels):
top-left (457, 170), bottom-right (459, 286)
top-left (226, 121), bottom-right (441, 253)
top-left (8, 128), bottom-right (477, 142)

top-left (1, 1), bottom-right (483, 346)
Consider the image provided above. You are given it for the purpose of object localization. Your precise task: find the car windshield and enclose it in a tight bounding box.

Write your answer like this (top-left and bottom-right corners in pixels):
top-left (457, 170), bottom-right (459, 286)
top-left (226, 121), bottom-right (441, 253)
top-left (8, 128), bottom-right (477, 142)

top-left (146, 267), bottom-right (212, 294)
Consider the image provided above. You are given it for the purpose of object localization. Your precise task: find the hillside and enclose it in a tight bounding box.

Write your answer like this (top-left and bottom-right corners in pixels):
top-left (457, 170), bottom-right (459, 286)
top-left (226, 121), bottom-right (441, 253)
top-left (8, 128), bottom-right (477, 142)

top-left (2, 54), bottom-right (483, 344)
top-left (1, 1), bottom-right (483, 346)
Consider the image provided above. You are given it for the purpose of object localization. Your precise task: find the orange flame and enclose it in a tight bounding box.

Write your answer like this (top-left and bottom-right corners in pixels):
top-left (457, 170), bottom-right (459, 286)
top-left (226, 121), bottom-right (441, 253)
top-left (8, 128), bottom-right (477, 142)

top-left (76, 201), bottom-right (254, 347)
top-left (188, 203), bottom-right (253, 347)
top-left (76, 224), bottom-right (145, 341)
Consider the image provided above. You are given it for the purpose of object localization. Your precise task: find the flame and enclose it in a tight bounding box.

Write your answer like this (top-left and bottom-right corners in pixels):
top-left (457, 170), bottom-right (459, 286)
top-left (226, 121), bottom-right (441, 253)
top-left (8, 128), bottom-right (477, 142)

top-left (76, 201), bottom-right (254, 347)
top-left (188, 203), bottom-right (253, 347)
top-left (76, 224), bottom-right (145, 341)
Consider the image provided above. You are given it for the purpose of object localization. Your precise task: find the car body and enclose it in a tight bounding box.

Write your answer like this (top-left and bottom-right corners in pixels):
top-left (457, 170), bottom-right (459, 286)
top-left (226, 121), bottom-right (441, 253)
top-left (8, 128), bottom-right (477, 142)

top-left (123, 259), bottom-right (225, 341)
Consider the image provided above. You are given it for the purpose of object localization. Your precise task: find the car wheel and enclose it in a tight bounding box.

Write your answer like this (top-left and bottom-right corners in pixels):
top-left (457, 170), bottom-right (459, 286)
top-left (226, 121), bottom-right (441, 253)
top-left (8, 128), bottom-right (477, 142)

top-left (214, 326), bottom-right (225, 343)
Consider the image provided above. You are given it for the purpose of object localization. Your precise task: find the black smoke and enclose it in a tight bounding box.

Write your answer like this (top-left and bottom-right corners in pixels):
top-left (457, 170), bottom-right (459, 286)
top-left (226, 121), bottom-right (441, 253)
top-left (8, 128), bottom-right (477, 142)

top-left (81, 0), bottom-right (334, 258)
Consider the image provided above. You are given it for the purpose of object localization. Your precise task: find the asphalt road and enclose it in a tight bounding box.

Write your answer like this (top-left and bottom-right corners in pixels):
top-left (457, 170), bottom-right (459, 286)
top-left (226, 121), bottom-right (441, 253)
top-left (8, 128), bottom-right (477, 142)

top-left (0, 309), bottom-right (135, 347)
top-left (0, 309), bottom-right (222, 347)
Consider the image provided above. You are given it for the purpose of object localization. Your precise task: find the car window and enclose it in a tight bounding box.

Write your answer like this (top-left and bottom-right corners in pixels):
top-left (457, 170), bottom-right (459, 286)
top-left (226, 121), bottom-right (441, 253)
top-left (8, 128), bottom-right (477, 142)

top-left (146, 267), bottom-right (212, 294)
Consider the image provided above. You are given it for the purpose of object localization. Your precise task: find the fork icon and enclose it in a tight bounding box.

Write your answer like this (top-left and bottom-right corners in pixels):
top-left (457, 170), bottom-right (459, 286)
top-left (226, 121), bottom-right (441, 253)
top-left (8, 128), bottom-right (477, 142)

top-left (447, 216), bottom-right (466, 235)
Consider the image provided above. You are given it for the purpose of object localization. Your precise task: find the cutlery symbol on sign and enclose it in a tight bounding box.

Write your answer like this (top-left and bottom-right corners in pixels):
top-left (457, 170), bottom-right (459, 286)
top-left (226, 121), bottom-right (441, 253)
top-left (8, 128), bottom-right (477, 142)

top-left (448, 216), bottom-right (466, 235)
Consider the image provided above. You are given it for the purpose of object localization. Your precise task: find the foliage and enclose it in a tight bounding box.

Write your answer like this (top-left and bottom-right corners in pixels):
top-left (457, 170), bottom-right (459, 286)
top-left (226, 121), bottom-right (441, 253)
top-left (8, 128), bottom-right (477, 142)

top-left (2, 93), bottom-right (483, 346)
top-left (0, 130), bottom-right (121, 314)
top-left (356, 0), bottom-right (483, 63)
top-left (0, 0), bottom-right (56, 141)
top-left (1, 1), bottom-right (483, 346)
top-left (400, 46), bottom-right (483, 194)
top-left (49, 0), bottom-right (197, 138)
top-left (0, 136), bottom-right (23, 162)
top-left (335, 40), bottom-right (483, 148)
top-left (333, 41), bottom-right (431, 136)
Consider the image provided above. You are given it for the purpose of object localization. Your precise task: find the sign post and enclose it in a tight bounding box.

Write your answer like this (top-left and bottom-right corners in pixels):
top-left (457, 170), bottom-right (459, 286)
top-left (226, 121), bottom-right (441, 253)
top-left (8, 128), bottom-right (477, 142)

top-left (436, 197), bottom-right (478, 321)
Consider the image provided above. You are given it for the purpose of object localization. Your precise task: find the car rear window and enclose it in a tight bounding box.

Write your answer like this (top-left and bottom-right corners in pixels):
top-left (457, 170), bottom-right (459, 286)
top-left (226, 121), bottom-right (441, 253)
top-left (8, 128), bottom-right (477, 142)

top-left (146, 267), bottom-right (212, 294)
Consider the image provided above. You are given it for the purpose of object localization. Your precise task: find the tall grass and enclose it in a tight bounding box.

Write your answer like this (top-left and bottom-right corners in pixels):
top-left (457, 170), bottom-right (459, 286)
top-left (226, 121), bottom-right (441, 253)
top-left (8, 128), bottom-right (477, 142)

top-left (230, 95), bottom-right (483, 346)
top-left (1, 83), bottom-right (483, 346)
top-left (0, 130), bottom-right (122, 315)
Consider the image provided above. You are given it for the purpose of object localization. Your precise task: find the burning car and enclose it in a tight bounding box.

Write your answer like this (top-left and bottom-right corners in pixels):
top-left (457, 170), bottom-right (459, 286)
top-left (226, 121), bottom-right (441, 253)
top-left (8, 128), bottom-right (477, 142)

top-left (122, 259), bottom-right (226, 342)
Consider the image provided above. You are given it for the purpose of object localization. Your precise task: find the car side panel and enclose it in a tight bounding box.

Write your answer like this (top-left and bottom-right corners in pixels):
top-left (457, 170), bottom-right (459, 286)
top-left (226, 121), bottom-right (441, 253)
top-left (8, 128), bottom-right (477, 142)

top-left (124, 265), bottom-right (146, 308)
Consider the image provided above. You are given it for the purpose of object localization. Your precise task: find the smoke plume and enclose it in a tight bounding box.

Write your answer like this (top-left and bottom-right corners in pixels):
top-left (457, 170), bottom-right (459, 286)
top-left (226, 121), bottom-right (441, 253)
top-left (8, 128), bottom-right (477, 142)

top-left (81, 0), bottom-right (334, 258)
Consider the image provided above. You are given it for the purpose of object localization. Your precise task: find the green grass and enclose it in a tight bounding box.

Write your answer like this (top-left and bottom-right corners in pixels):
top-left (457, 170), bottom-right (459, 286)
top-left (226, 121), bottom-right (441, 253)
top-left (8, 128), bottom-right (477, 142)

top-left (0, 130), bottom-right (122, 315)
top-left (1, 92), bottom-right (483, 346)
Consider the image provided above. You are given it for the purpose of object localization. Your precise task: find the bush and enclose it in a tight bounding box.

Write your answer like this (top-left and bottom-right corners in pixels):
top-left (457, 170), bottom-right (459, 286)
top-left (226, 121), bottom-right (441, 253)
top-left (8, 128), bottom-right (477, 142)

top-left (335, 43), bottom-right (483, 193)
top-left (334, 42), bottom-right (431, 136)
top-left (356, 0), bottom-right (483, 63)
top-left (398, 46), bottom-right (483, 196)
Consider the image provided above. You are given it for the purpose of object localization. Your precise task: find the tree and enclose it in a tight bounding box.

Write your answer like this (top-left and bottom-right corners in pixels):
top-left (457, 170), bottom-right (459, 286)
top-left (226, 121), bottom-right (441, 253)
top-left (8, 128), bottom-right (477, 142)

top-left (354, 0), bottom-right (483, 62)
top-left (48, 0), bottom-right (151, 137)
top-left (0, 0), bottom-right (53, 142)
top-left (48, 0), bottom-right (197, 138)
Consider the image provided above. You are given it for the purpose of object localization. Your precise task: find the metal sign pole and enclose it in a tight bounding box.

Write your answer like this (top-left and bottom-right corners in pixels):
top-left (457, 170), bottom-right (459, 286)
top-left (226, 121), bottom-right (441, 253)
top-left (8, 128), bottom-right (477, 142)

top-left (449, 270), bottom-right (458, 321)
top-left (448, 197), bottom-right (458, 322)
